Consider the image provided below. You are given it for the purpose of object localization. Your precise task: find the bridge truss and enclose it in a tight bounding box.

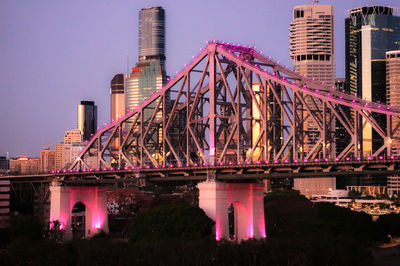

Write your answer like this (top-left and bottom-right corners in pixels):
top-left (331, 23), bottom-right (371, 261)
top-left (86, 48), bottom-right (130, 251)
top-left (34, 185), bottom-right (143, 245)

top-left (69, 42), bottom-right (400, 171)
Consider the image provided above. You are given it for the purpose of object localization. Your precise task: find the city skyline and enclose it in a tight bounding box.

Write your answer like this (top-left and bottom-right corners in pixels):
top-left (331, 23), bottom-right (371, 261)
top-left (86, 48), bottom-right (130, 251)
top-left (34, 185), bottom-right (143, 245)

top-left (1, 0), bottom-right (399, 157)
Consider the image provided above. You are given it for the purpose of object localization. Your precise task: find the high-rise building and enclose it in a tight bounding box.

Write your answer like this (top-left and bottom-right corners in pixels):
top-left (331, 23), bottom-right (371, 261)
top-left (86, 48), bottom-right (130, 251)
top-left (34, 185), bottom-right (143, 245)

top-left (345, 6), bottom-right (400, 156)
top-left (110, 74), bottom-right (126, 122)
top-left (55, 143), bottom-right (64, 170)
top-left (139, 6), bottom-right (165, 64)
top-left (125, 6), bottom-right (168, 119)
top-left (64, 128), bottom-right (83, 144)
top-left (289, 3), bottom-right (335, 154)
top-left (78, 101), bottom-right (97, 141)
top-left (39, 146), bottom-right (55, 173)
top-left (386, 50), bottom-right (400, 155)
top-left (290, 3), bottom-right (335, 197)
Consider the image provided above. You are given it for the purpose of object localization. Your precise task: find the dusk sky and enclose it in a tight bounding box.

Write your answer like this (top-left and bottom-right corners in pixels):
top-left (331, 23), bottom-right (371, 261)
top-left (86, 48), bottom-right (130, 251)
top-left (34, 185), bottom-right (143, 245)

top-left (1, 0), bottom-right (399, 157)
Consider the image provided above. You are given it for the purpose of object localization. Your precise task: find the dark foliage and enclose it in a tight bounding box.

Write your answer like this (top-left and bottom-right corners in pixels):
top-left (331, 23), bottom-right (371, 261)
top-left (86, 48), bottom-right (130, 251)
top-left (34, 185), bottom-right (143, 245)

top-left (376, 213), bottom-right (400, 237)
top-left (128, 202), bottom-right (215, 242)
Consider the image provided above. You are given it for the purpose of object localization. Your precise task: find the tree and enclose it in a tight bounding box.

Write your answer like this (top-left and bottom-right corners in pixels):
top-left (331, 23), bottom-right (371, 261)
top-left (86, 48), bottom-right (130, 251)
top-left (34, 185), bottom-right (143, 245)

top-left (128, 202), bottom-right (214, 242)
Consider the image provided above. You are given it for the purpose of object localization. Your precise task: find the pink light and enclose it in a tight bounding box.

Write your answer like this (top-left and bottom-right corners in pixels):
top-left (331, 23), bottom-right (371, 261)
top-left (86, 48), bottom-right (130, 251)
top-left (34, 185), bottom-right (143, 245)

top-left (357, 157), bottom-right (360, 161)
top-left (324, 158), bottom-right (329, 162)
top-left (284, 160), bottom-right (288, 163)
top-left (110, 167), bottom-right (114, 171)
top-left (170, 164), bottom-right (173, 168)
top-left (103, 168), bottom-right (107, 171)
top-left (249, 225), bottom-right (254, 238)
top-left (335, 158), bottom-right (339, 161)
top-left (304, 159), bottom-right (308, 163)
top-left (346, 157), bottom-right (350, 161)
top-left (162, 165), bottom-right (165, 168)
top-left (96, 168), bottom-right (100, 171)
top-left (368, 157), bottom-right (372, 160)
top-left (274, 160), bottom-right (279, 164)
top-left (124, 167), bottom-right (128, 170)
top-left (391, 155), bottom-right (395, 159)
top-left (229, 162), bottom-right (232, 165)
top-left (75, 169), bottom-right (79, 172)
top-left (178, 164), bottom-right (182, 168)
top-left (246, 161), bottom-right (250, 165)
top-left (379, 156), bottom-right (383, 160)
top-left (237, 162), bottom-right (241, 165)
top-left (154, 165), bottom-right (158, 168)
top-left (314, 158), bottom-right (319, 162)
top-left (219, 162), bottom-right (223, 166)
top-left (194, 163), bottom-right (198, 167)
top-left (51, 171), bottom-right (55, 174)
top-left (256, 161), bottom-right (260, 164)
top-left (146, 165), bottom-right (150, 169)
top-left (131, 167), bottom-right (135, 170)
top-left (294, 159), bottom-right (298, 163)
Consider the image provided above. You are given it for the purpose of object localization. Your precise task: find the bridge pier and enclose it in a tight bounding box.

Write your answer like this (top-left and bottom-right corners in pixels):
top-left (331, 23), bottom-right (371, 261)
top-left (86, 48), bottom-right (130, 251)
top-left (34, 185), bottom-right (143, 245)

top-left (198, 181), bottom-right (266, 241)
top-left (50, 182), bottom-right (109, 240)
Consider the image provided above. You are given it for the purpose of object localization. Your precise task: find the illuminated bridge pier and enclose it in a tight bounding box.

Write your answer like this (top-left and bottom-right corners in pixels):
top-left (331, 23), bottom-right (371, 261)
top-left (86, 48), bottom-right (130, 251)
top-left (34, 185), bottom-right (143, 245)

top-left (198, 181), bottom-right (265, 241)
top-left (49, 182), bottom-right (108, 240)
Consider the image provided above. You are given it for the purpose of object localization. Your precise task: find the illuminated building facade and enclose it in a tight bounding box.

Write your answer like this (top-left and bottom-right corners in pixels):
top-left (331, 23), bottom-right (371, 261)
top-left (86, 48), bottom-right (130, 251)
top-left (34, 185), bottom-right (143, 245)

top-left (78, 101), bottom-right (97, 141)
top-left (40, 145), bottom-right (55, 173)
top-left (345, 6), bottom-right (400, 156)
top-left (386, 50), bottom-right (400, 155)
top-left (290, 3), bottom-right (335, 196)
top-left (110, 74), bottom-right (125, 122)
top-left (290, 3), bottom-right (335, 155)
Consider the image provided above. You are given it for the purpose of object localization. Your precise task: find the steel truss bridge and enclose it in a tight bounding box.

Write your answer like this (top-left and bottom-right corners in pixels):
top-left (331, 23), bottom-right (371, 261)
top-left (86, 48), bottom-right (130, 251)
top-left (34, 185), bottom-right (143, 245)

top-left (56, 41), bottom-right (400, 181)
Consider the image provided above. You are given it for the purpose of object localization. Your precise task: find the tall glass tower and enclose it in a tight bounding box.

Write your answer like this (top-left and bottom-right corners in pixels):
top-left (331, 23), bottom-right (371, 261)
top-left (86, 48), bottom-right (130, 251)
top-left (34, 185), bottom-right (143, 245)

top-left (345, 6), bottom-right (400, 156)
top-left (78, 101), bottom-right (97, 141)
top-left (125, 6), bottom-right (168, 117)
top-left (138, 6), bottom-right (165, 64)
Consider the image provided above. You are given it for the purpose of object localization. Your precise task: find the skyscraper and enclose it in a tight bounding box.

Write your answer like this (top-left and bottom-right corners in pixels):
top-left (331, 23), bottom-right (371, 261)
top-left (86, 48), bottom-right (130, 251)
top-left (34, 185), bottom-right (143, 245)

top-left (290, 2), bottom-right (335, 197)
top-left (39, 145), bottom-right (55, 173)
top-left (345, 6), bottom-right (400, 156)
top-left (125, 6), bottom-right (167, 116)
top-left (289, 3), bottom-right (335, 154)
top-left (386, 50), bottom-right (400, 155)
top-left (110, 74), bottom-right (125, 122)
top-left (139, 6), bottom-right (165, 64)
top-left (78, 101), bottom-right (97, 141)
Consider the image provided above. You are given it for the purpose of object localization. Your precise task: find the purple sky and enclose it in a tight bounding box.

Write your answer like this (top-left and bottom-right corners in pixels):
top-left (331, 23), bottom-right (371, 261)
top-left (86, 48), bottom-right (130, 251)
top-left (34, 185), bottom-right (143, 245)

top-left (0, 0), bottom-right (398, 158)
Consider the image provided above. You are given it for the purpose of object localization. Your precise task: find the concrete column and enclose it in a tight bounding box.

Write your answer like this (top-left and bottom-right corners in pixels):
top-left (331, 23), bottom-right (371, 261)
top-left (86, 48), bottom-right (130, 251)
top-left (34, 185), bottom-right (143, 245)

top-left (50, 183), bottom-right (109, 240)
top-left (198, 181), bottom-right (266, 242)
top-left (198, 181), bottom-right (229, 240)
top-left (49, 183), bottom-right (72, 239)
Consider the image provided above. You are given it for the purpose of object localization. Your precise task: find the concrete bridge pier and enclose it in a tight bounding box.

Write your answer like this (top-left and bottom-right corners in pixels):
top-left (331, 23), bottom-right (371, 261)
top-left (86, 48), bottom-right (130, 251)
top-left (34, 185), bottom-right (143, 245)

top-left (198, 181), bottom-right (266, 242)
top-left (49, 182), bottom-right (109, 240)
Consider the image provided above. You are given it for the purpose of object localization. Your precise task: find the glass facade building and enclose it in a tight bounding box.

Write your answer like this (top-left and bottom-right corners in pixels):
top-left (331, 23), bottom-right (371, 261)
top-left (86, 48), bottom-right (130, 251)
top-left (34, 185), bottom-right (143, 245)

top-left (110, 74), bottom-right (125, 122)
top-left (386, 50), bottom-right (400, 155)
top-left (78, 101), bottom-right (97, 141)
top-left (139, 6), bottom-right (165, 64)
top-left (345, 6), bottom-right (400, 156)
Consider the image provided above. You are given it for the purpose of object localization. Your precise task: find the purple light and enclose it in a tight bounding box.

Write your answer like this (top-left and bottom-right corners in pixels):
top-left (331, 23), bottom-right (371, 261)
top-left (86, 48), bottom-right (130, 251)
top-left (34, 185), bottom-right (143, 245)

top-left (146, 165), bottom-right (150, 169)
top-left (246, 161), bottom-right (250, 165)
top-left (284, 160), bottom-right (288, 163)
top-left (346, 157), bottom-right (350, 161)
top-left (294, 159), bottom-right (298, 163)
top-left (237, 162), bottom-right (241, 165)
top-left (103, 168), bottom-right (107, 171)
top-left (96, 168), bottom-right (100, 171)
top-left (379, 156), bottom-right (383, 160)
top-left (304, 159), bottom-right (308, 163)
top-left (110, 167), bottom-right (114, 171)
top-left (256, 161), bottom-right (260, 164)
top-left (51, 171), bottom-right (55, 174)
top-left (170, 164), bottom-right (174, 168)
top-left (75, 169), bottom-right (79, 172)
top-left (57, 170), bottom-right (60, 173)
top-left (324, 158), bottom-right (328, 162)
top-left (352, 100), bottom-right (356, 103)
top-left (335, 158), bottom-right (339, 161)
top-left (314, 158), bottom-right (319, 162)
top-left (178, 164), bottom-right (182, 168)
top-left (124, 167), bottom-right (128, 170)
top-left (154, 165), bottom-right (158, 168)
top-left (368, 157), bottom-right (372, 160)
top-left (391, 155), bottom-right (395, 159)
top-left (265, 160), bottom-right (269, 164)
top-left (219, 162), bottom-right (223, 166)
top-left (194, 163), bottom-right (198, 167)
top-left (186, 163), bottom-right (190, 167)
top-left (82, 169), bottom-right (86, 172)
top-left (274, 160), bottom-right (279, 164)
top-left (229, 162), bottom-right (232, 165)
top-left (162, 165), bottom-right (165, 168)
top-left (357, 157), bottom-right (360, 161)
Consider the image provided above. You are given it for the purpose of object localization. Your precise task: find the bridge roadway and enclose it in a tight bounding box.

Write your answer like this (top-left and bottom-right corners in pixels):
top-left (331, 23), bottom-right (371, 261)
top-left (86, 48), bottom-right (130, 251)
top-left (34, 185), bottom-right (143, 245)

top-left (5, 158), bottom-right (400, 185)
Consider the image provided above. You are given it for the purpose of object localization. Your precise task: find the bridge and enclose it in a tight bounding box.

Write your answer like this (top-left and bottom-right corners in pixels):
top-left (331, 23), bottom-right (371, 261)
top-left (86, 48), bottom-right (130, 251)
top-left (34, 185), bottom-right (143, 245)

top-left (6, 41), bottom-right (400, 241)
